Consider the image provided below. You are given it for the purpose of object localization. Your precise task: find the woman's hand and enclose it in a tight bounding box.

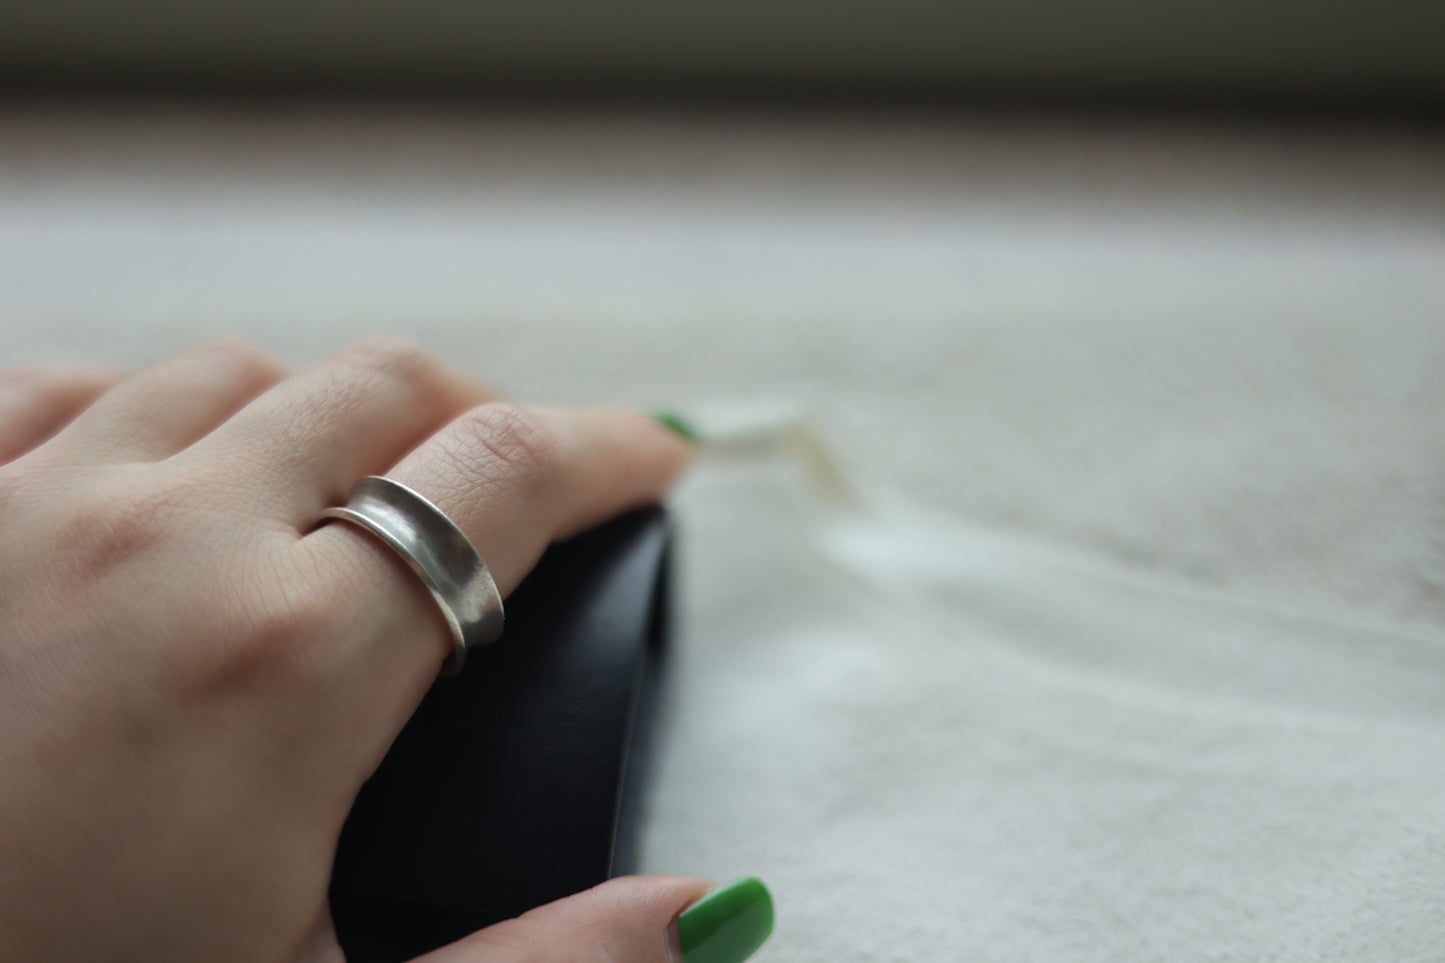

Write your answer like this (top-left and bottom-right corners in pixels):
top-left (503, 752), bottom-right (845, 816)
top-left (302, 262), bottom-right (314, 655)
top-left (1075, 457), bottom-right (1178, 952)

top-left (0, 339), bottom-right (772, 963)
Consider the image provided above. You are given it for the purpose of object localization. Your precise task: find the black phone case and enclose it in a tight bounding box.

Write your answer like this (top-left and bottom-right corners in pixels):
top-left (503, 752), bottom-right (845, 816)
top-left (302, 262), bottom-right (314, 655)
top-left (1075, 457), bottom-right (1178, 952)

top-left (329, 507), bottom-right (674, 963)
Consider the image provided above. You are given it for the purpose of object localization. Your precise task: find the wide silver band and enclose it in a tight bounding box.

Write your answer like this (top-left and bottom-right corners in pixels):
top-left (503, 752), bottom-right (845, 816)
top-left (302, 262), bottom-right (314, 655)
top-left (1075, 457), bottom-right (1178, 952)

top-left (320, 475), bottom-right (504, 674)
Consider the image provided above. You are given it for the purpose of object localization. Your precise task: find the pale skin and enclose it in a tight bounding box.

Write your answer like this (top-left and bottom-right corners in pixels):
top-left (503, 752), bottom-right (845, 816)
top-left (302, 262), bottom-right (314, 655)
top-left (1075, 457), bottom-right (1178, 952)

top-left (0, 338), bottom-right (712, 962)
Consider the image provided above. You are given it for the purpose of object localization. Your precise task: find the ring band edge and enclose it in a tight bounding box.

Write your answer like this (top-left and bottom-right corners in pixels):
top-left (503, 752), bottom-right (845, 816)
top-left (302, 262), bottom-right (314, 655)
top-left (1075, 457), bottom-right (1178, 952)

top-left (318, 505), bottom-right (470, 673)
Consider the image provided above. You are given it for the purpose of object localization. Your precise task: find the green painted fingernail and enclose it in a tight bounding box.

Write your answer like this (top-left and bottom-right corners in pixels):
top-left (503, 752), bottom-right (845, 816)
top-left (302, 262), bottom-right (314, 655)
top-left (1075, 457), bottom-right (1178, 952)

top-left (675, 876), bottom-right (774, 963)
top-left (652, 409), bottom-right (700, 442)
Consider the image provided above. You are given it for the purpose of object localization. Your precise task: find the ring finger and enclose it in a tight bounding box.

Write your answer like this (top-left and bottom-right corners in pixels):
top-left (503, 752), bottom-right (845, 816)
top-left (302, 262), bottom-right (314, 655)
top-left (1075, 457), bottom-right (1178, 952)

top-left (297, 401), bottom-right (694, 763)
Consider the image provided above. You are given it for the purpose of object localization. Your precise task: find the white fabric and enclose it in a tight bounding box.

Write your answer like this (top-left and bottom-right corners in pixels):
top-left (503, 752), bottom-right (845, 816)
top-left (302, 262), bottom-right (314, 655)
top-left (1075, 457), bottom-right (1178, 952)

top-left (2, 107), bottom-right (1443, 961)
top-left (656, 448), bottom-right (1445, 962)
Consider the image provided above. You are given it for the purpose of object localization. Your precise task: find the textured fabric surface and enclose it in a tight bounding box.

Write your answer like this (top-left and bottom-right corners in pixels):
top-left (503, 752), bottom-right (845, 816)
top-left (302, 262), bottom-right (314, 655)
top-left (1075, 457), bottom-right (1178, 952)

top-left (3, 106), bottom-right (1444, 961)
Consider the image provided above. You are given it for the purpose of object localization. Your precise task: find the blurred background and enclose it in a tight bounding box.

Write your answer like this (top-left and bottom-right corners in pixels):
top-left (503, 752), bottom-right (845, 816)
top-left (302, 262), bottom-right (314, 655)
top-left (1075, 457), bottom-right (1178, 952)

top-left (3, 4), bottom-right (1445, 961)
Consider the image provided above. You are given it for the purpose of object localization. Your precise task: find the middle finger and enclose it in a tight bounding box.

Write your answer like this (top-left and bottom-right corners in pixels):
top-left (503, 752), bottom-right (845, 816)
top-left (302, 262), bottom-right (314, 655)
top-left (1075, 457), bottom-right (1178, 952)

top-left (193, 338), bottom-right (498, 527)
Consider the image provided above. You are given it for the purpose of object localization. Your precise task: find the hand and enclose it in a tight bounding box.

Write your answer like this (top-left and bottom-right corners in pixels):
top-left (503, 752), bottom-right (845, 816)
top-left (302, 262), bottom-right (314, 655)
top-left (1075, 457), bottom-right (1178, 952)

top-left (0, 339), bottom-right (773, 963)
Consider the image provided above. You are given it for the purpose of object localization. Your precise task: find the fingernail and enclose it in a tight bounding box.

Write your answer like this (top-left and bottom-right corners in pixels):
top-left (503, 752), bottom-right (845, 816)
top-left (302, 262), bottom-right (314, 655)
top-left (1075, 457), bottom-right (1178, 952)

top-left (651, 409), bottom-right (700, 443)
top-left (674, 876), bottom-right (774, 963)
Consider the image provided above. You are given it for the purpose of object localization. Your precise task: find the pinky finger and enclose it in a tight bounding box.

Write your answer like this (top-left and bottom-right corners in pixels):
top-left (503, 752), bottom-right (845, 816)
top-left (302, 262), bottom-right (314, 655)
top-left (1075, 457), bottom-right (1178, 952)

top-left (0, 365), bottom-right (126, 464)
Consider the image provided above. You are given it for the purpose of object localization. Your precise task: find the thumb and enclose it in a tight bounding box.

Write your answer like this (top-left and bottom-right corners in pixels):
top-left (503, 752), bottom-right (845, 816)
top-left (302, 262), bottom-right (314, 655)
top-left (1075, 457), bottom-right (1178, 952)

top-left (415, 875), bottom-right (775, 963)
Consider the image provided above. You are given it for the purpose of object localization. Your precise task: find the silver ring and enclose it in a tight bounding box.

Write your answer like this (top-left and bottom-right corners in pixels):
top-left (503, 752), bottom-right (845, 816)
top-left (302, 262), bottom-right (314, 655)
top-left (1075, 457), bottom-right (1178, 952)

top-left (319, 475), bottom-right (503, 674)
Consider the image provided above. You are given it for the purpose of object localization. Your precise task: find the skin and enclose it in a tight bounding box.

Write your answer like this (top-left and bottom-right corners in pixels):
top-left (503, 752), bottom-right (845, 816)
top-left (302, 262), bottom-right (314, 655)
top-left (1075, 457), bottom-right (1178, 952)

top-left (0, 338), bottom-right (712, 962)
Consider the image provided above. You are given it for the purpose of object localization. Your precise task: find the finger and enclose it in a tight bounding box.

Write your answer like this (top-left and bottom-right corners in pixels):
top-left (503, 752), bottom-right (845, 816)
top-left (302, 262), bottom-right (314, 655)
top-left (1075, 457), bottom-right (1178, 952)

top-left (386, 403), bottom-right (696, 594)
top-left (295, 403), bottom-right (693, 755)
top-left (415, 876), bottom-right (774, 963)
top-left (0, 365), bottom-right (124, 463)
top-left (196, 337), bottom-right (498, 526)
top-left (52, 340), bottom-right (287, 462)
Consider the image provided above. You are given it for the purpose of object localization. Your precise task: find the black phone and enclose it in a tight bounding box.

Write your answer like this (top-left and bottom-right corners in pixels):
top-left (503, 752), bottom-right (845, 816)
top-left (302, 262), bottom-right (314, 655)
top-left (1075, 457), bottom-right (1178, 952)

top-left (329, 507), bottom-right (675, 963)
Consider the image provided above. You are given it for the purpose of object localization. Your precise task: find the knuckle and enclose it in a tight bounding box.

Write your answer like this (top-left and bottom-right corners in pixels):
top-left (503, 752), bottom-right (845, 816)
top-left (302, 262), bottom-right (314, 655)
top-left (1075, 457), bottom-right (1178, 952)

top-left (0, 367), bottom-right (44, 395)
top-left (337, 335), bottom-right (439, 388)
top-left (0, 367), bottom-right (79, 405)
top-left (453, 403), bottom-right (561, 492)
top-left (192, 338), bottom-right (285, 384)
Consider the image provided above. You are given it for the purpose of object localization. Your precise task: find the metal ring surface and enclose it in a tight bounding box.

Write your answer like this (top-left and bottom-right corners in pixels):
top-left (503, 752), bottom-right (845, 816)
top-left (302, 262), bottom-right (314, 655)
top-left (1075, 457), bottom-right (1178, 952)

top-left (319, 475), bottom-right (504, 674)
